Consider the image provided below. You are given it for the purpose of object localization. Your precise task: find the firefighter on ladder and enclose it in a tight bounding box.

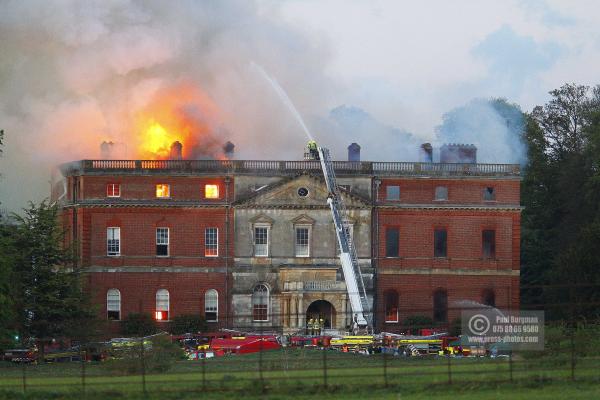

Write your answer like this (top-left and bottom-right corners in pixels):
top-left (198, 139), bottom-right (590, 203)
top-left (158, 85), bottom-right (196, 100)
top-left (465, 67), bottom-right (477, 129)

top-left (307, 140), bottom-right (319, 160)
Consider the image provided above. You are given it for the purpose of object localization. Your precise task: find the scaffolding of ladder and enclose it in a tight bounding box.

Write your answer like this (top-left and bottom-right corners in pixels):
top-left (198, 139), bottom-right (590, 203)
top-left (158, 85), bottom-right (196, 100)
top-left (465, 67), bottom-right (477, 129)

top-left (318, 147), bottom-right (371, 328)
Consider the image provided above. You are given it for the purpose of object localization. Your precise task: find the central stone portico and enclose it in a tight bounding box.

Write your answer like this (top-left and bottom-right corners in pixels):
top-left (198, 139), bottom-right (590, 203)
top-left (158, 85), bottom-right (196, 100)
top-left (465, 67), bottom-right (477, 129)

top-left (230, 172), bottom-right (374, 334)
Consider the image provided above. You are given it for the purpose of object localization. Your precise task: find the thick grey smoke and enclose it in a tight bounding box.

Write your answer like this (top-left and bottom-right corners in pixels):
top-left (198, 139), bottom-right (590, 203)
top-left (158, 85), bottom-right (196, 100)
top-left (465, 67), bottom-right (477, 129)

top-left (0, 0), bottom-right (333, 210)
top-left (435, 98), bottom-right (526, 165)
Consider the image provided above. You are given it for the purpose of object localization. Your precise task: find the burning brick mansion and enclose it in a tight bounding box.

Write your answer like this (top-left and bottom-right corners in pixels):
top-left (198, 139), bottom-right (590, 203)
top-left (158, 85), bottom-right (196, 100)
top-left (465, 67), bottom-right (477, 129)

top-left (54, 143), bottom-right (521, 334)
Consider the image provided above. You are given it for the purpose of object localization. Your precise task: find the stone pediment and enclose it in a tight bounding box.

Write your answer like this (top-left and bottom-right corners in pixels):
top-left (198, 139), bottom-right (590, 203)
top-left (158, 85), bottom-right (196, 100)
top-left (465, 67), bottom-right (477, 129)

top-left (291, 214), bottom-right (315, 225)
top-left (235, 174), bottom-right (370, 209)
top-left (249, 214), bottom-right (275, 224)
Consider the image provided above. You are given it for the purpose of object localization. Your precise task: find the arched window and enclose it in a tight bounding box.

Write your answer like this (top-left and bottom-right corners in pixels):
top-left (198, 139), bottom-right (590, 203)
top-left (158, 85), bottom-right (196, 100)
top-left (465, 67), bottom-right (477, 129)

top-left (252, 284), bottom-right (269, 321)
top-left (205, 289), bottom-right (218, 322)
top-left (482, 289), bottom-right (496, 307)
top-left (107, 289), bottom-right (121, 320)
top-left (384, 290), bottom-right (399, 323)
top-left (433, 289), bottom-right (448, 323)
top-left (155, 289), bottom-right (170, 321)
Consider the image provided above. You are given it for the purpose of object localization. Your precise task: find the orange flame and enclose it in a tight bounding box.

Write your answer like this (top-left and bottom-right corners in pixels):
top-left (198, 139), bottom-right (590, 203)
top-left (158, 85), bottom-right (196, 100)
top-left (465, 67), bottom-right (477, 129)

top-left (135, 82), bottom-right (226, 160)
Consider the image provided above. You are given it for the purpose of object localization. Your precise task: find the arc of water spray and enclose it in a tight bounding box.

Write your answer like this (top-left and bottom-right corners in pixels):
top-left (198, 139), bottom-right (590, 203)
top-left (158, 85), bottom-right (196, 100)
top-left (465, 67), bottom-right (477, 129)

top-left (250, 62), bottom-right (314, 142)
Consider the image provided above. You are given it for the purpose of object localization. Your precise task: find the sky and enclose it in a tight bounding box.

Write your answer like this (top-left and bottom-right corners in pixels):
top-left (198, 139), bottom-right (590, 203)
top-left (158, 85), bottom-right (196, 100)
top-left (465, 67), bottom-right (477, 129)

top-left (1, 0), bottom-right (600, 211)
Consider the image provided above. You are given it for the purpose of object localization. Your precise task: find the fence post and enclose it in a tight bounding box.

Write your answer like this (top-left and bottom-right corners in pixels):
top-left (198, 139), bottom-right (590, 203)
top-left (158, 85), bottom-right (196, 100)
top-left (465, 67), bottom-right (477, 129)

top-left (322, 344), bottom-right (328, 389)
top-left (382, 350), bottom-right (388, 388)
top-left (21, 361), bottom-right (26, 394)
top-left (570, 329), bottom-right (576, 381)
top-left (140, 338), bottom-right (147, 396)
top-left (259, 324), bottom-right (265, 393)
top-left (508, 350), bottom-right (513, 383)
top-left (80, 348), bottom-right (86, 394)
top-left (446, 355), bottom-right (452, 385)
top-left (202, 355), bottom-right (206, 391)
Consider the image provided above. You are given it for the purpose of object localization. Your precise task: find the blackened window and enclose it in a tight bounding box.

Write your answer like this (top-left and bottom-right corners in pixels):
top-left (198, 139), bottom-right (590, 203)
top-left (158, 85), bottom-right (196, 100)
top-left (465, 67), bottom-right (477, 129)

top-left (482, 289), bottom-right (496, 307)
top-left (434, 229), bottom-right (447, 257)
top-left (386, 185), bottom-right (400, 200)
top-left (385, 227), bottom-right (399, 257)
top-left (433, 289), bottom-right (448, 323)
top-left (156, 227), bottom-right (169, 256)
top-left (483, 187), bottom-right (496, 201)
top-left (482, 230), bottom-right (496, 259)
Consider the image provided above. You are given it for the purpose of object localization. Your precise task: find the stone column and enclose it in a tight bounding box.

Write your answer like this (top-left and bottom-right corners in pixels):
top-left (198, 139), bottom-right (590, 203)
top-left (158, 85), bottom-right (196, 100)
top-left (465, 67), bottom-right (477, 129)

top-left (340, 294), bottom-right (347, 330)
top-left (298, 295), bottom-right (305, 331)
top-left (290, 294), bottom-right (298, 328)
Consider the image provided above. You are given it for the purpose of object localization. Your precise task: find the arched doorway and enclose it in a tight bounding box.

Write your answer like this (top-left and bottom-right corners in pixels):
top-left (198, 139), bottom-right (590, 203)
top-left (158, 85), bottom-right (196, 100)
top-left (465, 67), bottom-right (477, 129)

top-left (306, 300), bottom-right (335, 329)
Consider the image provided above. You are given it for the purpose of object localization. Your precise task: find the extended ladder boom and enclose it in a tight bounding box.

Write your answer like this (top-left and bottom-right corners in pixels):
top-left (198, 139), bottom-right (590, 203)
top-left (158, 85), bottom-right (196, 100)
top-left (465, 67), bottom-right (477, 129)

top-left (317, 147), bottom-right (371, 328)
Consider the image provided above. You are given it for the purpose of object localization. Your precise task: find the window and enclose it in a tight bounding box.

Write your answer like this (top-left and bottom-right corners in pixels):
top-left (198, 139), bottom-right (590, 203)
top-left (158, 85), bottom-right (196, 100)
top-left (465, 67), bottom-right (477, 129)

top-left (205, 289), bottom-right (218, 322)
top-left (156, 228), bottom-right (169, 256)
top-left (155, 289), bottom-right (169, 321)
top-left (386, 185), bottom-right (400, 200)
top-left (295, 226), bottom-right (310, 257)
top-left (433, 289), bottom-right (448, 323)
top-left (204, 184), bottom-right (219, 199)
top-left (252, 284), bottom-right (269, 321)
top-left (434, 229), bottom-right (447, 258)
top-left (254, 226), bottom-right (269, 257)
top-left (297, 187), bottom-right (309, 197)
top-left (205, 228), bottom-right (218, 257)
top-left (482, 230), bottom-right (496, 259)
top-left (107, 183), bottom-right (120, 198)
top-left (384, 290), bottom-right (399, 323)
top-left (156, 184), bottom-right (170, 198)
top-left (483, 187), bottom-right (496, 201)
top-left (385, 227), bottom-right (399, 257)
top-left (434, 186), bottom-right (448, 201)
top-left (107, 289), bottom-right (121, 320)
top-left (107, 227), bottom-right (120, 256)
top-left (482, 289), bottom-right (496, 307)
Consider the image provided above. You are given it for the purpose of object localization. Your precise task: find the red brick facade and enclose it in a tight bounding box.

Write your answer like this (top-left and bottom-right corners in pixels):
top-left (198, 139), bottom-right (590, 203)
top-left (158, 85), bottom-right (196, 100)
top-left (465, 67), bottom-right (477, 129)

top-left (57, 159), bottom-right (521, 334)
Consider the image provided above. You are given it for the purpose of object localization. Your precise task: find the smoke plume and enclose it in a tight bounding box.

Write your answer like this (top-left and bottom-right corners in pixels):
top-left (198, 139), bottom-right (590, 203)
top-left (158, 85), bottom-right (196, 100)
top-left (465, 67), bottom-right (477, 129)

top-left (0, 0), bottom-right (333, 210)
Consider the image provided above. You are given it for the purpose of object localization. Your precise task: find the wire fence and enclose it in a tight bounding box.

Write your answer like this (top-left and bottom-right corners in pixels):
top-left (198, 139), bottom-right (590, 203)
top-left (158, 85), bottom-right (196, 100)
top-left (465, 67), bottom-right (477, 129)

top-left (1, 284), bottom-right (599, 397)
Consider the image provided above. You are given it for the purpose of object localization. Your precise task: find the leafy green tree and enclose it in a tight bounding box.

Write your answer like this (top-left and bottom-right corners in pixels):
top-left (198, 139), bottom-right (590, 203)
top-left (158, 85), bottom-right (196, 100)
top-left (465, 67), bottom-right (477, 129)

top-left (169, 314), bottom-right (207, 335)
top-left (121, 313), bottom-right (158, 337)
top-left (11, 201), bottom-right (96, 355)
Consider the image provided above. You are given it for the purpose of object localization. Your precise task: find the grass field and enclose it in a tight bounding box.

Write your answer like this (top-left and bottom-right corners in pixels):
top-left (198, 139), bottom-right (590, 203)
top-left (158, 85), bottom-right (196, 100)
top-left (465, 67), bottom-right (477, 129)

top-left (0, 349), bottom-right (599, 399)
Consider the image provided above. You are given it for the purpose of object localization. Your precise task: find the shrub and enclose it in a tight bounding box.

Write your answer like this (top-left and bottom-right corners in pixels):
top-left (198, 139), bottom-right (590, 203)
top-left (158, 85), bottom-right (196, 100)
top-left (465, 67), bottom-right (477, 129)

top-left (169, 314), bottom-right (207, 335)
top-left (403, 315), bottom-right (434, 334)
top-left (121, 313), bottom-right (157, 337)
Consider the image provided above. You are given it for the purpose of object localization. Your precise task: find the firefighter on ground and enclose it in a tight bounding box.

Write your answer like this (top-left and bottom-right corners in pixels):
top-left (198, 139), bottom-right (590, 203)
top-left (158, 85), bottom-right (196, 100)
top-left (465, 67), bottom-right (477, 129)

top-left (313, 318), bottom-right (320, 336)
top-left (307, 140), bottom-right (319, 160)
top-left (319, 318), bottom-right (325, 335)
top-left (308, 318), bottom-right (314, 336)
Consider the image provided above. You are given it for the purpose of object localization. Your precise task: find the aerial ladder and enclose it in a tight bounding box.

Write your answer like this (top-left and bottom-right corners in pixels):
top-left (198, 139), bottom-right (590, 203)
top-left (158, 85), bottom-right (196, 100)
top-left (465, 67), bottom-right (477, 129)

top-left (314, 145), bottom-right (372, 330)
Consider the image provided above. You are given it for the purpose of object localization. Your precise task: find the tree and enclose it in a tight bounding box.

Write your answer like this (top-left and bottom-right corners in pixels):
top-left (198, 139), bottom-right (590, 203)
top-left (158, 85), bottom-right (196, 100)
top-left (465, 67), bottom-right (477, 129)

top-left (169, 314), bottom-right (207, 335)
top-left (121, 313), bottom-right (158, 337)
top-left (521, 83), bottom-right (600, 319)
top-left (11, 201), bottom-right (96, 355)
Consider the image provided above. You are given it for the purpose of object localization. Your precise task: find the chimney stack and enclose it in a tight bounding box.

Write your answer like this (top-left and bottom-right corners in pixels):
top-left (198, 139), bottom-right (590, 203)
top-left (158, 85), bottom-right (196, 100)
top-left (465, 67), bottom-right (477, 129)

top-left (419, 143), bottom-right (433, 163)
top-left (348, 143), bottom-right (361, 162)
top-left (440, 144), bottom-right (477, 163)
top-left (100, 141), bottom-right (114, 159)
top-left (223, 141), bottom-right (235, 158)
top-left (170, 141), bottom-right (183, 160)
